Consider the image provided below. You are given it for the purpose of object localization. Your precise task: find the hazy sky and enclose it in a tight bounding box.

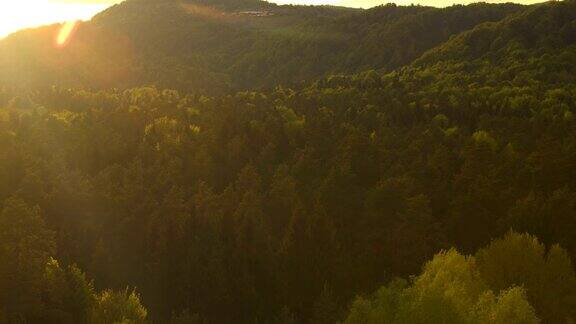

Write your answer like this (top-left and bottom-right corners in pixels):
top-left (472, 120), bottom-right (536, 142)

top-left (0, 0), bottom-right (547, 39)
top-left (0, 1), bottom-right (111, 38)
top-left (276, 0), bottom-right (544, 6)
top-left (50, 0), bottom-right (545, 7)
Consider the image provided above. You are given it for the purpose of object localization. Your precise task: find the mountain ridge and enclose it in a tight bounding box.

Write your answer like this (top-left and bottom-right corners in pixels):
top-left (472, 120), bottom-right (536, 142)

top-left (0, 1), bottom-right (523, 93)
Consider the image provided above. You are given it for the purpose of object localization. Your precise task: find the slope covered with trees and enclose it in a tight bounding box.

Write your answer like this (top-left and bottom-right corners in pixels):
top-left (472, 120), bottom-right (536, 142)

top-left (0, 0), bottom-right (520, 93)
top-left (1, 0), bottom-right (576, 323)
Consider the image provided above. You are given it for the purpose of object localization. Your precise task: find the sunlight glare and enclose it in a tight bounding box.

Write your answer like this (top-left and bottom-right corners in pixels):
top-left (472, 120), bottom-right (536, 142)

top-left (0, 0), bottom-right (109, 39)
top-left (56, 20), bottom-right (78, 47)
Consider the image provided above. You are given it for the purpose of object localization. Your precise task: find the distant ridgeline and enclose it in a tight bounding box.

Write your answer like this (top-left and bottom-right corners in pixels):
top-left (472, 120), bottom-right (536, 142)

top-left (3, 0), bottom-right (576, 323)
top-left (0, 0), bottom-right (521, 93)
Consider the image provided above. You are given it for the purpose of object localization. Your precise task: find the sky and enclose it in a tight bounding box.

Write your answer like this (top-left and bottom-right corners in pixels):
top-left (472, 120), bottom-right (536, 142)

top-left (0, 1), bottom-right (111, 38)
top-left (0, 0), bottom-right (546, 39)
top-left (279, 0), bottom-right (544, 7)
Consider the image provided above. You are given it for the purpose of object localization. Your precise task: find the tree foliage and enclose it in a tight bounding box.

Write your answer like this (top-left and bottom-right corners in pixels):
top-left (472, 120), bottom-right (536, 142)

top-left (343, 234), bottom-right (556, 324)
top-left (0, 0), bottom-right (575, 322)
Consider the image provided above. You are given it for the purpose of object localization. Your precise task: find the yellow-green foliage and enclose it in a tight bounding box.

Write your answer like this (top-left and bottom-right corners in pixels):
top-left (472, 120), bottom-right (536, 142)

top-left (343, 232), bottom-right (576, 324)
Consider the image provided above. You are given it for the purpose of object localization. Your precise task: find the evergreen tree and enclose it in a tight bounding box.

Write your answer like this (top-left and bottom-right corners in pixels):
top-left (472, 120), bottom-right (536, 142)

top-left (0, 198), bottom-right (55, 321)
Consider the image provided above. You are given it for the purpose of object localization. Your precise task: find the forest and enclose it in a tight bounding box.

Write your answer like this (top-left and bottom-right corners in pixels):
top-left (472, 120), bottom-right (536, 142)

top-left (1, 0), bottom-right (576, 323)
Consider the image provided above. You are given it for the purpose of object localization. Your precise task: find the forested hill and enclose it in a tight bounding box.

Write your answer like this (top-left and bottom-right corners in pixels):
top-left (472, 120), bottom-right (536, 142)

top-left (411, 0), bottom-right (576, 87)
top-left (0, 0), bottom-right (521, 93)
top-left (3, 0), bottom-right (576, 324)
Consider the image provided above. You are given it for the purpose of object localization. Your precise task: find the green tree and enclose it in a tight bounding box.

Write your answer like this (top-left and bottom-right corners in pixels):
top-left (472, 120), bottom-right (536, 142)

top-left (475, 232), bottom-right (576, 323)
top-left (473, 287), bottom-right (539, 324)
top-left (89, 289), bottom-right (148, 324)
top-left (344, 246), bottom-right (542, 324)
top-left (343, 279), bottom-right (408, 324)
top-left (42, 258), bottom-right (95, 323)
top-left (0, 198), bottom-right (55, 321)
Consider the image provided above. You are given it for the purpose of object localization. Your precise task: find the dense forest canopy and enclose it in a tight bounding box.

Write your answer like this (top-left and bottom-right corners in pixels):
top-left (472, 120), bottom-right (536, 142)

top-left (1, 0), bottom-right (576, 323)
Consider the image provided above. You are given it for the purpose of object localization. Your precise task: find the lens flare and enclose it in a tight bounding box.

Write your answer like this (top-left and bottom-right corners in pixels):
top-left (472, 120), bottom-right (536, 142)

top-left (55, 20), bottom-right (78, 48)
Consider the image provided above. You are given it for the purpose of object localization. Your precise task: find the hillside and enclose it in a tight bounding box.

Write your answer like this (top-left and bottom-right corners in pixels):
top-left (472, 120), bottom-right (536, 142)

top-left (0, 0), bottom-right (521, 93)
top-left (413, 0), bottom-right (576, 87)
top-left (1, 0), bottom-right (576, 323)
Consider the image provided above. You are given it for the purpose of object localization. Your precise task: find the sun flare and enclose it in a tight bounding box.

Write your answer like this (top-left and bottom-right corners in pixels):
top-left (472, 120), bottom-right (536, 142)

top-left (55, 20), bottom-right (79, 47)
top-left (0, 0), bottom-right (111, 39)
